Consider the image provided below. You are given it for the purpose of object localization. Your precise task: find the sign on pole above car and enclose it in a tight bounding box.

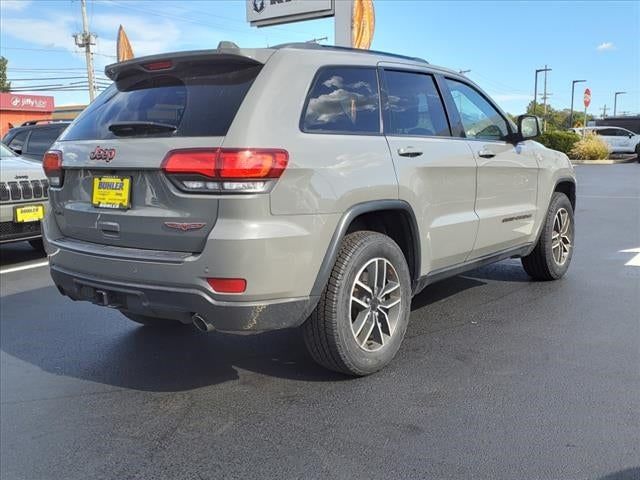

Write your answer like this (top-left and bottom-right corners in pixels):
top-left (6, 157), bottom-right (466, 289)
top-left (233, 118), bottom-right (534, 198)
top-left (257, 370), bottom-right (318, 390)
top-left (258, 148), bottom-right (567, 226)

top-left (584, 88), bottom-right (591, 108)
top-left (247, 0), bottom-right (335, 27)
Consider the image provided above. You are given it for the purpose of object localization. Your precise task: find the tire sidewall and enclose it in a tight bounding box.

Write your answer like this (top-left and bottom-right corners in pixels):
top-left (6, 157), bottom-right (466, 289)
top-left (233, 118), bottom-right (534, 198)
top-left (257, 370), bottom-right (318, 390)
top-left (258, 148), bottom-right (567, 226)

top-left (334, 234), bottom-right (411, 374)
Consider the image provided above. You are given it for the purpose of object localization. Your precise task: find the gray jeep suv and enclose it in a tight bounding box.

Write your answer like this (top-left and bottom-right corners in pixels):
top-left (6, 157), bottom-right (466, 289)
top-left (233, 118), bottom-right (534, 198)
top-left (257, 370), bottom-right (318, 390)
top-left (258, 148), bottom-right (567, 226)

top-left (43, 43), bottom-right (576, 375)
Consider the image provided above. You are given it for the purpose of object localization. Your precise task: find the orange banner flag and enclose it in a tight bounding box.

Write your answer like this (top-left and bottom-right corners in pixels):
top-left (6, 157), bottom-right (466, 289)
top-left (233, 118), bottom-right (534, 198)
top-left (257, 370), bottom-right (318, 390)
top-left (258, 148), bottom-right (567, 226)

top-left (352, 0), bottom-right (375, 49)
top-left (117, 25), bottom-right (134, 62)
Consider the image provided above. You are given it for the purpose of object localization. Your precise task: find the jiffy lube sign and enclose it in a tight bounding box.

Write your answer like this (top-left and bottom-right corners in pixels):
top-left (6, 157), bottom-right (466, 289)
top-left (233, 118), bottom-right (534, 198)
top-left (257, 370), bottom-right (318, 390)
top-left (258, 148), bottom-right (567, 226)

top-left (0, 93), bottom-right (55, 112)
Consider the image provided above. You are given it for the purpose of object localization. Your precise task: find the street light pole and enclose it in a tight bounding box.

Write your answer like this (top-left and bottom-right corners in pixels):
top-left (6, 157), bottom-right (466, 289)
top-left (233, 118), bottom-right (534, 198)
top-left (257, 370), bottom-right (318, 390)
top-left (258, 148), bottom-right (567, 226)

top-left (613, 91), bottom-right (626, 117)
top-left (533, 66), bottom-right (551, 114)
top-left (569, 79), bottom-right (586, 129)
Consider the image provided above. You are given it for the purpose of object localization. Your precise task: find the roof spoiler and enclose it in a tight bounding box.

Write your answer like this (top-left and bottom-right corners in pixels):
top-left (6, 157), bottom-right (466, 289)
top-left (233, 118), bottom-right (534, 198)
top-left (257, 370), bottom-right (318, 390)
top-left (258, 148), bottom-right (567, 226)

top-left (104, 43), bottom-right (271, 81)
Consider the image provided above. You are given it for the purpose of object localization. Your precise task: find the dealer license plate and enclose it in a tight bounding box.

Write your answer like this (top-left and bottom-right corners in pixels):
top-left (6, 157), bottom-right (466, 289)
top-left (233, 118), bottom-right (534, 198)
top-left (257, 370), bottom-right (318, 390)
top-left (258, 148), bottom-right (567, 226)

top-left (92, 176), bottom-right (131, 209)
top-left (14, 204), bottom-right (45, 223)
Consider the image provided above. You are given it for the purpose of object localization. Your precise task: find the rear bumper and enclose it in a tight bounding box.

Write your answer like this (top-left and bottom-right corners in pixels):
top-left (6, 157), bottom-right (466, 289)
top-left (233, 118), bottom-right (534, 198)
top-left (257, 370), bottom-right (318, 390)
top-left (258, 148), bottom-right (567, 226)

top-left (50, 265), bottom-right (317, 332)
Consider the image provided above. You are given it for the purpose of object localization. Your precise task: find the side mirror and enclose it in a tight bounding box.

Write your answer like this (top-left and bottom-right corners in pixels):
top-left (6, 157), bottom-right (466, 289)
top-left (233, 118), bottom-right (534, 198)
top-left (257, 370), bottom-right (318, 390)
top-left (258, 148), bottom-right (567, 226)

top-left (629, 133), bottom-right (634, 138)
top-left (11, 147), bottom-right (22, 155)
top-left (516, 115), bottom-right (541, 141)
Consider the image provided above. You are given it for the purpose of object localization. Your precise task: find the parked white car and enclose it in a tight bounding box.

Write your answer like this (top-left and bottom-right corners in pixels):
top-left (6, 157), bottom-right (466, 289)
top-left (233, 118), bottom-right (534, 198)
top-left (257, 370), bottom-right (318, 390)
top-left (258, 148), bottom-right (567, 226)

top-left (571, 126), bottom-right (640, 156)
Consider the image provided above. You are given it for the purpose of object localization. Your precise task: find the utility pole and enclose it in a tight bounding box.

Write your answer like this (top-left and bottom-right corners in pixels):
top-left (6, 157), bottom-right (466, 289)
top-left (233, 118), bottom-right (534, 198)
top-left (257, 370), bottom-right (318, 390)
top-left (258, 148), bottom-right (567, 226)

top-left (541, 65), bottom-right (550, 131)
top-left (613, 91), bottom-right (626, 116)
top-left (533, 66), bottom-right (551, 114)
top-left (600, 105), bottom-right (608, 118)
top-left (74, 0), bottom-right (96, 102)
top-left (569, 79), bottom-right (586, 129)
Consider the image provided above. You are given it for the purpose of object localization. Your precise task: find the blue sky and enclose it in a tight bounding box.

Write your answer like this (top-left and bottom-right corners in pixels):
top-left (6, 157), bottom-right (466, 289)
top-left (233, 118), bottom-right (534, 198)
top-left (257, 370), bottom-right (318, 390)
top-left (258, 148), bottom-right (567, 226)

top-left (1, 0), bottom-right (638, 116)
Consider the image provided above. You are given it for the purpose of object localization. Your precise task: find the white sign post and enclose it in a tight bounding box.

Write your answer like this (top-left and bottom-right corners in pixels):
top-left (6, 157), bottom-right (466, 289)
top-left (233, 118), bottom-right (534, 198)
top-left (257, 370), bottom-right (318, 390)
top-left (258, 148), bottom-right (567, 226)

top-left (246, 0), bottom-right (354, 47)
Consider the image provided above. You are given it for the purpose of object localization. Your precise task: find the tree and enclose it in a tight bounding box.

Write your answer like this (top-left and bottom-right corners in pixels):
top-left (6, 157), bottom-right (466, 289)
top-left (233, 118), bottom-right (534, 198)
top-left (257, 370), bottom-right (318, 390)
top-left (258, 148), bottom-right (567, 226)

top-left (0, 56), bottom-right (10, 92)
top-left (522, 101), bottom-right (594, 130)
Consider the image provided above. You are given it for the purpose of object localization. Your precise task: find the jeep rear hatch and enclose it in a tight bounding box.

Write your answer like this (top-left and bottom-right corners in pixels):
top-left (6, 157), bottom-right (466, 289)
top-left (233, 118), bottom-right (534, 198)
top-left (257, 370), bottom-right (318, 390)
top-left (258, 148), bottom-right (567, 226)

top-left (50, 52), bottom-right (267, 253)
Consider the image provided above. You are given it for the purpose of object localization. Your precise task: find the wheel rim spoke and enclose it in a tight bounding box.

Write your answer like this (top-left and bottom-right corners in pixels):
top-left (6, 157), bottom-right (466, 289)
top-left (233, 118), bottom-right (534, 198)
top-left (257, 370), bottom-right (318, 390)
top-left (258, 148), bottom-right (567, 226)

top-left (349, 257), bottom-right (402, 352)
top-left (552, 207), bottom-right (572, 266)
top-left (352, 309), bottom-right (371, 338)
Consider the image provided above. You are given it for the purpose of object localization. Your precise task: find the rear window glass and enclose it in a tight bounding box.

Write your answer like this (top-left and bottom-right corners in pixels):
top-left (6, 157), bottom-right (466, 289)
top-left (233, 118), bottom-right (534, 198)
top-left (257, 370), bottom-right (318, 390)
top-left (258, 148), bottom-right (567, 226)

top-left (62, 63), bottom-right (261, 140)
top-left (25, 127), bottom-right (65, 155)
top-left (302, 67), bottom-right (380, 134)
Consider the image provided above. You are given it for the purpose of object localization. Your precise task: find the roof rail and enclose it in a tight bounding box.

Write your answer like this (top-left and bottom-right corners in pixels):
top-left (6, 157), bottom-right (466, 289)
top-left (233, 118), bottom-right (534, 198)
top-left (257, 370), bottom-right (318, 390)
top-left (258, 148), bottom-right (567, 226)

top-left (271, 42), bottom-right (429, 64)
top-left (20, 119), bottom-right (70, 127)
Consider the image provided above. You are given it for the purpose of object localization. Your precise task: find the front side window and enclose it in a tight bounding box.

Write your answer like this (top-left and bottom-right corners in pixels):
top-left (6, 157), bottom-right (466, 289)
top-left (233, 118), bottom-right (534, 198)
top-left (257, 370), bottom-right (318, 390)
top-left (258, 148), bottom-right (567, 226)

top-left (383, 70), bottom-right (450, 137)
top-left (302, 67), bottom-right (380, 134)
top-left (446, 79), bottom-right (509, 141)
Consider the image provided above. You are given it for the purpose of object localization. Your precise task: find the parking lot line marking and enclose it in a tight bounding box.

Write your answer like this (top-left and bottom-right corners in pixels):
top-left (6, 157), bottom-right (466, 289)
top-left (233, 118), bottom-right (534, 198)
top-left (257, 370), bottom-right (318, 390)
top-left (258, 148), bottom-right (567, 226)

top-left (621, 248), bottom-right (640, 267)
top-left (580, 195), bottom-right (640, 199)
top-left (0, 260), bottom-right (50, 275)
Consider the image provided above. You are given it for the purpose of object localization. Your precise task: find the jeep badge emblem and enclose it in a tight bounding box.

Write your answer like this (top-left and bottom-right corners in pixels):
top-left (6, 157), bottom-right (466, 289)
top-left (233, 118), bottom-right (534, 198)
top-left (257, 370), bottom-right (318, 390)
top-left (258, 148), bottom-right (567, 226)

top-left (89, 146), bottom-right (116, 162)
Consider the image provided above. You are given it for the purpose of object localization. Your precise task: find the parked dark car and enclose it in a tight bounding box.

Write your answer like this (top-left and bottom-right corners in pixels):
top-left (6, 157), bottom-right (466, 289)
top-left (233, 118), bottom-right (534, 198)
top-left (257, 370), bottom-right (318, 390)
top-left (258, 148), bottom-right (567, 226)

top-left (2, 120), bottom-right (70, 162)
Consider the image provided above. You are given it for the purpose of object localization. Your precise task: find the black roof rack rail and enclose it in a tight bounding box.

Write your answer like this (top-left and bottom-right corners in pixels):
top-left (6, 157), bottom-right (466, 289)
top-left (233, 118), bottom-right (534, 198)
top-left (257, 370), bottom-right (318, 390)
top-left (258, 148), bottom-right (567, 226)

top-left (20, 119), bottom-right (70, 127)
top-left (271, 42), bottom-right (429, 64)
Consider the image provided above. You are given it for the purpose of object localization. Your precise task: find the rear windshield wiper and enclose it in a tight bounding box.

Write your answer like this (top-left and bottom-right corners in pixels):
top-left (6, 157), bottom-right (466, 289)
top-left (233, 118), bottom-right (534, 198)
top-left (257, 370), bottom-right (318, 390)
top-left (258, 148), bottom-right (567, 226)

top-left (108, 121), bottom-right (177, 137)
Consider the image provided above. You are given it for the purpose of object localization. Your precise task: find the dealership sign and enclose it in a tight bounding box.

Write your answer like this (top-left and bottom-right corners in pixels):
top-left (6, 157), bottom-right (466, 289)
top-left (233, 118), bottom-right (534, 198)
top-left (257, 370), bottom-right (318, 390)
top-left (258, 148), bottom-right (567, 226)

top-left (247, 0), bottom-right (334, 27)
top-left (0, 93), bottom-right (54, 112)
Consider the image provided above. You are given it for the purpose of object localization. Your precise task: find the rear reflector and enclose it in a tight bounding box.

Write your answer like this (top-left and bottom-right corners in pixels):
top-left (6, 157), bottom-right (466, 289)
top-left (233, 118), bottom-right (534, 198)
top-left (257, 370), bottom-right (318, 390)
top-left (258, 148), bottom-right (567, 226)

top-left (207, 278), bottom-right (247, 294)
top-left (43, 150), bottom-right (64, 187)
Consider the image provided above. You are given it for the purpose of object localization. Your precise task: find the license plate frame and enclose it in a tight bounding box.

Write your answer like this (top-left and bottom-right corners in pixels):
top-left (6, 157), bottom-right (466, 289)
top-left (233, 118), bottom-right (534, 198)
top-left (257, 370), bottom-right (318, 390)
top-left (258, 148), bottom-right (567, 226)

top-left (91, 176), bottom-right (132, 210)
top-left (14, 204), bottom-right (45, 223)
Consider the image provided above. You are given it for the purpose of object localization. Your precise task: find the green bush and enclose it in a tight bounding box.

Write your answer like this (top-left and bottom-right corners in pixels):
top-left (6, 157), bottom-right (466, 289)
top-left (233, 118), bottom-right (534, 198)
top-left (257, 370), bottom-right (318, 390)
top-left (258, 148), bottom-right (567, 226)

top-left (569, 133), bottom-right (609, 160)
top-left (537, 131), bottom-right (581, 154)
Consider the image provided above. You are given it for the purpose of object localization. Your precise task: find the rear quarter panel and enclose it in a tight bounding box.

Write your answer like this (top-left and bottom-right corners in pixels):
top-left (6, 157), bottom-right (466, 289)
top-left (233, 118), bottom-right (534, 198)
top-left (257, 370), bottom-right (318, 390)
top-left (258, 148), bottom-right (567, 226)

top-left (223, 50), bottom-right (399, 216)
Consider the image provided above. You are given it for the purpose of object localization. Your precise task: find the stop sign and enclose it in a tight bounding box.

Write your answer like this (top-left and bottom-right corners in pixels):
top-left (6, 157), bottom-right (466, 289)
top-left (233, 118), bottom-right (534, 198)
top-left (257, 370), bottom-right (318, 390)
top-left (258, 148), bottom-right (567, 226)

top-left (584, 88), bottom-right (591, 108)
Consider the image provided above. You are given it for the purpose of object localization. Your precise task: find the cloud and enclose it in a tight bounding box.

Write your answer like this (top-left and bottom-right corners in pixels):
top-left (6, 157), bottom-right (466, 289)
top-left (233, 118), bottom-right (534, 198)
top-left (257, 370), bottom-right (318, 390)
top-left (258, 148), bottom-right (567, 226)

top-left (0, 0), bottom-right (32, 12)
top-left (596, 42), bottom-right (615, 51)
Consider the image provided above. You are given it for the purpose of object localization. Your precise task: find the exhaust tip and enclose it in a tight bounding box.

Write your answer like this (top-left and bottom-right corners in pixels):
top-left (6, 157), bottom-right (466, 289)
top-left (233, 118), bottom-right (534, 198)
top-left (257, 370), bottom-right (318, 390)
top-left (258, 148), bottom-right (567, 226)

top-left (192, 313), bottom-right (215, 333)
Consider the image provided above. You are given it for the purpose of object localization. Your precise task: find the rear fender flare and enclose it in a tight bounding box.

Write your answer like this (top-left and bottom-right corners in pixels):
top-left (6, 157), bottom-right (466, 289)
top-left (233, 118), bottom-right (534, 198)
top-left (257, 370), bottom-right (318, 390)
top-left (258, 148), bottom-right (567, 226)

top-left (310, 200), bottom-right (421, 296)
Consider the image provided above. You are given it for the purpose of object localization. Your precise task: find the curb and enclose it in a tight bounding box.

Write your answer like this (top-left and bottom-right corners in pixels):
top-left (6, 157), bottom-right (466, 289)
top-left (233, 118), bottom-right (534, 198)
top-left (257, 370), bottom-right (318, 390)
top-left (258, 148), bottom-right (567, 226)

top-left (572, 155), bottom-right (638, 165)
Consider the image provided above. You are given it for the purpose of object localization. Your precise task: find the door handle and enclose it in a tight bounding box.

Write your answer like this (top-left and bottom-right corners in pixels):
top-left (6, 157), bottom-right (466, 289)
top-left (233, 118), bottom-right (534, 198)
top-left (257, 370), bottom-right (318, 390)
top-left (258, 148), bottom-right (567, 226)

top-left (478, 149), bottom-right (495, 158)
top-left (397, 147), bottom-right (423, 158)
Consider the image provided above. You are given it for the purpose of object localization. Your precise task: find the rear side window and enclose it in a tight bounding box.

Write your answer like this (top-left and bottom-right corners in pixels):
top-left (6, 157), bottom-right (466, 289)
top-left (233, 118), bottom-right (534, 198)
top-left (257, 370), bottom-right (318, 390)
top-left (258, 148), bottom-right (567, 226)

top-left (25, 127), bottom-right (63, 155)
top-left (6, 130), bottom-right (29, 151)
top-left (62, 63), bottom-right (261, 140)
top-left (382, 70), bottom-right (450, 137)
top-left (302, 67), bottom-right (380, 134)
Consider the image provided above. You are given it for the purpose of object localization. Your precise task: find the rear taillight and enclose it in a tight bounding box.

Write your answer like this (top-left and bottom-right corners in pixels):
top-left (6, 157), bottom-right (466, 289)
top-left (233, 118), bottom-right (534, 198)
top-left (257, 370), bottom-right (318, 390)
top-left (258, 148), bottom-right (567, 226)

top-left (162, 148), bottom-right (289, 194)
top-left (43, 150), bottom-right (64, 187)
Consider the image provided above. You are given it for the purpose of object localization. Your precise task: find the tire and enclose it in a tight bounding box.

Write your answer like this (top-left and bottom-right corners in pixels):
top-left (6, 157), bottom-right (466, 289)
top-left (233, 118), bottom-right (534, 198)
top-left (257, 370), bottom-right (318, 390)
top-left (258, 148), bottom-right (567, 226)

top-left (303, 231), bottom-right (412, 376)
top-left (28, 238), bottom-right (44, 251)
top-left (521, 192), bottom-right (574, 280)
top-left (121, 311), bottom-right (187, 328)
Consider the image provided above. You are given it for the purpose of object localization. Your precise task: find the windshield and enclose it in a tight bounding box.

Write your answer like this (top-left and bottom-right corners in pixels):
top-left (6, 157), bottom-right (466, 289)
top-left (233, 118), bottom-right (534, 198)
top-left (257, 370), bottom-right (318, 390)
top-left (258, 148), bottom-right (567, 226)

top-left (0, 143), bottom-right (17, 158)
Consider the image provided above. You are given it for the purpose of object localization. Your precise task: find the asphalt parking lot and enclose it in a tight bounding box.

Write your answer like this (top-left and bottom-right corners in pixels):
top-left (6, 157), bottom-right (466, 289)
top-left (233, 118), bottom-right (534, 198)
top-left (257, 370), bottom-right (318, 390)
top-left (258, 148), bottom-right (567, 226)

top-left (1, 164), bottom-right (638, 480)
